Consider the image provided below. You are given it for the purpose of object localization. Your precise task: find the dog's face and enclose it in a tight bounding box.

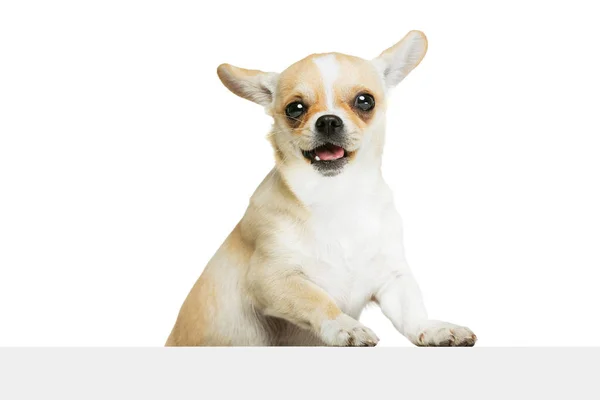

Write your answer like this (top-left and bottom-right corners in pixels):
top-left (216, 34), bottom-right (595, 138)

top-left (217, 31), bottom-right (427, 177)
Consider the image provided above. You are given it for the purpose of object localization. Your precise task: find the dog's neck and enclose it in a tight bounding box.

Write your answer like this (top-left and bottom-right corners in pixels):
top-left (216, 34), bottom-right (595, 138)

top-left (278, 134), bottom-right (387, 209)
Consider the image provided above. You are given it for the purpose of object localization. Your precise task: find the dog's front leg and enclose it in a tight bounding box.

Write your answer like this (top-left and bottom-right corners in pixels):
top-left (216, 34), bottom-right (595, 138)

top-left (249, 264), bottom-right (379, 346)
top-left (375, 267), bottom-right (477, 347)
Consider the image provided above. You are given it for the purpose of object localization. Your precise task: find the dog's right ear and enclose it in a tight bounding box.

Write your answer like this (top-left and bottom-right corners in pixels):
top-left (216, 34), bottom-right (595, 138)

top-left (217, 64), bottom-right (279, 107)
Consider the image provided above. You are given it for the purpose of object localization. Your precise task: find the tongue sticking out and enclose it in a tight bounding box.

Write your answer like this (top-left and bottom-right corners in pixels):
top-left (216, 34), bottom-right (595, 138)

top-left (315, 145), bottom-right (345, 161)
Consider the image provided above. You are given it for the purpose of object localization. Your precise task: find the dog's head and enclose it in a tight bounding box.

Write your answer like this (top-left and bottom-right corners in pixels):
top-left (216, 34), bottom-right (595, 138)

top-left (217, 31), bottom-right (427, 177)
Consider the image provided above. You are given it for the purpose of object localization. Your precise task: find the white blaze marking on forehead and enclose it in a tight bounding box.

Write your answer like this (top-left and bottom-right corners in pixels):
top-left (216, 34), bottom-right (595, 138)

top-left (313, 54), bottom-right (339, 111)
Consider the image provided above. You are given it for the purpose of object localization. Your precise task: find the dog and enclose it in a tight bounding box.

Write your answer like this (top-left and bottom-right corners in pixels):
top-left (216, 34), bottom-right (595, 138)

top-left (165, 30), bottom-right (477, 347)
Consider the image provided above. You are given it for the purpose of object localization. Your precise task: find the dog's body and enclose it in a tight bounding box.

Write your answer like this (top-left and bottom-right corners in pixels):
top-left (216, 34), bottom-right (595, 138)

top-left (166, 31), bottom-right (476, 346)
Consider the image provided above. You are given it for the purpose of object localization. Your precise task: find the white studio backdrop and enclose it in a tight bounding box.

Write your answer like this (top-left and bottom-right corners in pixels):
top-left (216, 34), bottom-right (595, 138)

top-left (0, 0), bottom-right (599, 346)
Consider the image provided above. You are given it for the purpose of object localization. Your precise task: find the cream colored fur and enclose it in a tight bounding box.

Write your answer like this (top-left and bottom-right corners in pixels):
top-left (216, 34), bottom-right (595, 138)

top-left (166, 31), bottom-right (477, 347)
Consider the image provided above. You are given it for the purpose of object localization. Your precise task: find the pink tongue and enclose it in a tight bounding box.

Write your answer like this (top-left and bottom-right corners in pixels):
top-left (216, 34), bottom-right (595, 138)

top-left (315, 145), bottom-right (344, 161)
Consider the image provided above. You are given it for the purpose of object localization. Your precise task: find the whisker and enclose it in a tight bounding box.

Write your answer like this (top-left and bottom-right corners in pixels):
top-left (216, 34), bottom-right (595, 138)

top-left (272, 113), bottom-right (305, 124)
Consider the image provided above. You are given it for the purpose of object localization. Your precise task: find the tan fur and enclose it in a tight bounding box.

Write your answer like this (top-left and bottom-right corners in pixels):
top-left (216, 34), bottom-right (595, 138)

top-left (274, 54), bottom-right (328, 130)
top-left (334, 54), bottom-right (386, 125)
top-left (166, 223), bottom-right (252, 346)
top-left (166, 31), bottom-right (434, 347)
top-left (166, 169), bottom-right (317, 346)
top-left (167, 52), bottom-right (388, 346)
top-left (272, 53), bottom-right (385, 131)
top-left (216, 63), bottom-right (278, 106)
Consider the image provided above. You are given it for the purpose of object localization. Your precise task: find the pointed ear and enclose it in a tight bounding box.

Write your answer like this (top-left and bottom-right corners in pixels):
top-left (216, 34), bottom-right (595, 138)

top-left (372, 30), bottom-right (428, 88)
top-left (216, 63), bottom-right (279, 107)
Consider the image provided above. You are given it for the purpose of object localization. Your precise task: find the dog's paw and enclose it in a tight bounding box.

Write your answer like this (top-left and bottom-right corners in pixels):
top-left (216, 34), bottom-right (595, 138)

top-left (320, 314), bottom-right (379, 347)
top-left (413, 320), bottom-right (477, 347)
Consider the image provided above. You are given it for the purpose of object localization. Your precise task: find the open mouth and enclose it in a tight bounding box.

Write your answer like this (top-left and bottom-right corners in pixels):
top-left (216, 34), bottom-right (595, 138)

top-left (301, 143), bottom-right (352, 176)
top-left (302, 143), bottom-right (349, 163)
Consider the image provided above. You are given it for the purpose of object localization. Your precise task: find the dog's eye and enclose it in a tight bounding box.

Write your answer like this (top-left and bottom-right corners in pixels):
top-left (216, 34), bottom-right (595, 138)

top-left (354, 94), bottom-right (375, 112)
top-left (285, 102), bottom-right (306, 119)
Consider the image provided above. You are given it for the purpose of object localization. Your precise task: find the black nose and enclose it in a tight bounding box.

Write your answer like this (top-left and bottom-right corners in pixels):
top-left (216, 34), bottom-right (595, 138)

top-left (315, 115), bottom-right (343, 135)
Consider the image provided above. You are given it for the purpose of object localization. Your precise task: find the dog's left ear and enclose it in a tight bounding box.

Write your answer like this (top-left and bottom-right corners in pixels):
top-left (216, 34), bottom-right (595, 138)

top-left (217, 63), bottom-right (279, 107)
top-left (372, 30), bottom-right (428, 88)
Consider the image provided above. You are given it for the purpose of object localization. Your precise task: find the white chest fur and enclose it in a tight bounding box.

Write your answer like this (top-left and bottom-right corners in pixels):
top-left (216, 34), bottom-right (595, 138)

top-left (302, 205), bottom-right (385, 316)
top-left (284, 165), bottom-right (397, 318)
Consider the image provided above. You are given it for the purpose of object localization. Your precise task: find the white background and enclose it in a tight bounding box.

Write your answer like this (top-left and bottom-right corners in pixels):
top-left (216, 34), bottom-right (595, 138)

top-left (1, 0), bottom-right (598, 346)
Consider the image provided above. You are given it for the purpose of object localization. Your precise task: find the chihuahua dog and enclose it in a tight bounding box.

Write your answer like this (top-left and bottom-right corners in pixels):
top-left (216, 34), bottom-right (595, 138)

top-left (166, 30), bottom-right (476, 347)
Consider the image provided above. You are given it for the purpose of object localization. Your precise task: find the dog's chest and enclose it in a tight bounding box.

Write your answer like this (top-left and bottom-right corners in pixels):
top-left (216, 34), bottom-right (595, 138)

top-left (297, 199), bottom-right (387, 316)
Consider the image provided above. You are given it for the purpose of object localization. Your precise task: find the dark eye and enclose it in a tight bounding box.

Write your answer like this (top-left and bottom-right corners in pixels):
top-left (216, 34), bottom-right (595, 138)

top-left (354, 93), bottom-right (375, 112)
top-left (285, 102), bottom-right (306, 119)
